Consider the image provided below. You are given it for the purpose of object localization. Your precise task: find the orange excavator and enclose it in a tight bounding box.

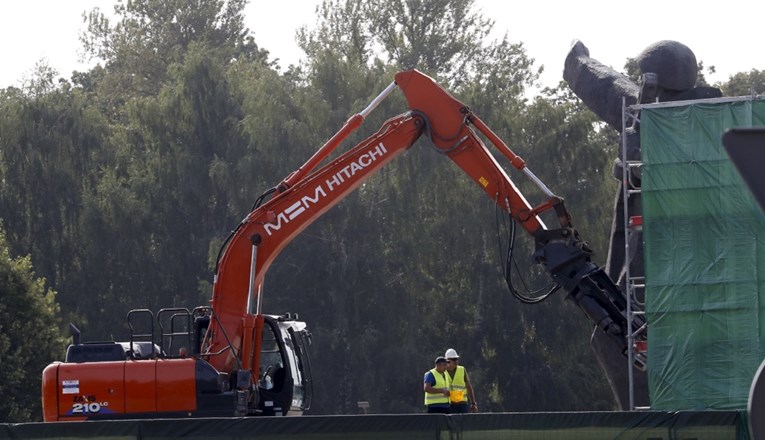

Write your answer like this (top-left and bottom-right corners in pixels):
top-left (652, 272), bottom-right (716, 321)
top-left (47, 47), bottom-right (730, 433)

top-left (42, 70), bottom-right (646, 421)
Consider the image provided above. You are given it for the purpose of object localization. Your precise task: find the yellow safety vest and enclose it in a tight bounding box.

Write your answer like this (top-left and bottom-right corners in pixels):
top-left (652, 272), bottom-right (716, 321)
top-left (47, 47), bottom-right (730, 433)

top-left (424, 368), bottom-right (450, 406)
top-left (449, 366), bottom-right (468, 403)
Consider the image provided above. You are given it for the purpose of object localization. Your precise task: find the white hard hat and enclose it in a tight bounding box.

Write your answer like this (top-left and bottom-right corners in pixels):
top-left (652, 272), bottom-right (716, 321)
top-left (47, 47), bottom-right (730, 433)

top-left (445, 348), bottom-right (459, 359)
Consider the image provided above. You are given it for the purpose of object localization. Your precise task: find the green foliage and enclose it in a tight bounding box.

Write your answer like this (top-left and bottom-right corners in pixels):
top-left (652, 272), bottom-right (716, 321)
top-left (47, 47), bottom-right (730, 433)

top-left (80, 0), bottom-right (265, 109)
top-left (298, 0), bottom-right (541, 90)
top-left (0, 225), bottom-right (67, 422)
top-left (363, 0), bottom-right (492, 78)
top-left (0, 76), bottom-right (109, 328)
top-left (718, 69), bottom-right (765, 96)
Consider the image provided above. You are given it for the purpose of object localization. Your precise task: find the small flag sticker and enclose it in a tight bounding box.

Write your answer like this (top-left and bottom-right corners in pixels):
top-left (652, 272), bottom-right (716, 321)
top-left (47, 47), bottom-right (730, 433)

top-left (62, 380), bottom-right (80, 394)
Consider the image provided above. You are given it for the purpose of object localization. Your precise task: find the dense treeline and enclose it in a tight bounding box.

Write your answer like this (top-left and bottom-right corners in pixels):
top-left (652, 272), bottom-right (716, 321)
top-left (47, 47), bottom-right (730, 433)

top-left (2, 0), bottom-right (760, 422)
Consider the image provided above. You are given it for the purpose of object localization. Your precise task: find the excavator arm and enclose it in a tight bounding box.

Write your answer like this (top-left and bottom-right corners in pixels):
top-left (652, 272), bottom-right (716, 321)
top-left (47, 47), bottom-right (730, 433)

top-left (396, 71), bottom-right (646, 369)
top-left (205, 69), bottom-right (646, 383)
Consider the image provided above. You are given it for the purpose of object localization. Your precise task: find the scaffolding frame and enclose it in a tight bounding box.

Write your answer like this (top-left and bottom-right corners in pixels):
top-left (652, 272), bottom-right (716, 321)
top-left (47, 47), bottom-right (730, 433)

top-left (621, 98), bottom-right (645, 411)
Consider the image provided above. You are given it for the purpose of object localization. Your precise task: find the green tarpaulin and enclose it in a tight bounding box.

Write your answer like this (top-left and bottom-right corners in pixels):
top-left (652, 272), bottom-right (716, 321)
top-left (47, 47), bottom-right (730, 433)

top-left (641, 97), bottom-right (765, 410)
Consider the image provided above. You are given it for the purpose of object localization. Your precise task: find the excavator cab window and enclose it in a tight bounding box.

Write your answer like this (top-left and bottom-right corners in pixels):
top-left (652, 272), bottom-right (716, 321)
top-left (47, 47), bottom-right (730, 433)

top-left (157, 308), bottom-right (192, 358)
top-left (289, 326), bottom-right (313, 410)
top-left (192, 308), bottom-right (211, 355)
top-left (258, 321), bottom-right (284, 391)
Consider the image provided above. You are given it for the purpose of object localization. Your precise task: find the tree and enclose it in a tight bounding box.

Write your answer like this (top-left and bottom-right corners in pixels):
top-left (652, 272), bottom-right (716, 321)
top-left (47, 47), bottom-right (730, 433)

top-left (58, 0), bottom-right (297, 339)
top-left (0, 70), bottom-right (109, 328)
top-left (0, 225), bottom-right (67, 422)
top-left (719, 69), bottom-right (765, 96)
top-left (364, 0), bottom-right (492, 80)
top-left (80, 0), bottom-right (265, 110)
top-left (298, 0), bottom-right (541, 89)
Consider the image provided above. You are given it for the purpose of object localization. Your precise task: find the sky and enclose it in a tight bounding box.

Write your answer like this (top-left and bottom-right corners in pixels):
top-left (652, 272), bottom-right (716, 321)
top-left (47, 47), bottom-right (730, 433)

top-left (1, 0), bottom-right (762, 93)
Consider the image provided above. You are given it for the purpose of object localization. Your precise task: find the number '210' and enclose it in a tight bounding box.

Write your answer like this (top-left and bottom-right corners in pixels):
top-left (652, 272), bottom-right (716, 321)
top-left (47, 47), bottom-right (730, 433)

top-left (72, 402), bottom-right (107, 413)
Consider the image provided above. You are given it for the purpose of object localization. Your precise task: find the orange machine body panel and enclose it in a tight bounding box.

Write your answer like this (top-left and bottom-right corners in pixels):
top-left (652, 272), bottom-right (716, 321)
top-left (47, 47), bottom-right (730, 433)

top-left (45, 358), bottom-right (197, 421)
top-left (41, 363), bottom-right (61, 422)
top-left (124, 359), bottom-right (157, 413)
top-left (155, 359), bottom-right (197, 413)
top-left (54, 361), bottom-right (127, 420)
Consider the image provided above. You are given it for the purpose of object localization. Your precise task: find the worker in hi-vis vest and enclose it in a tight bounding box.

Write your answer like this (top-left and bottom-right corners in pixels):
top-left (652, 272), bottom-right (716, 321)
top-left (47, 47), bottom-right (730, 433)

top-left (423, 356), bottom-right (451, 413)
top-left (445, 348), bottom-right (477, 413)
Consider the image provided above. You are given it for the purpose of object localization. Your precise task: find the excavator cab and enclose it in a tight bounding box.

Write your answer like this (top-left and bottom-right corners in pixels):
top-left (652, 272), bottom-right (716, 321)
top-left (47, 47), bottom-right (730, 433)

top-left (256, 314), bottom-right (313, 415)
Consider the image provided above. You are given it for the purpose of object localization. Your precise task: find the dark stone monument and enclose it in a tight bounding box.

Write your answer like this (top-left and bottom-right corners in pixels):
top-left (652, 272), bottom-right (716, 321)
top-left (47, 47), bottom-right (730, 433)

top-left (563, 39), bottom-right (722, 410)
